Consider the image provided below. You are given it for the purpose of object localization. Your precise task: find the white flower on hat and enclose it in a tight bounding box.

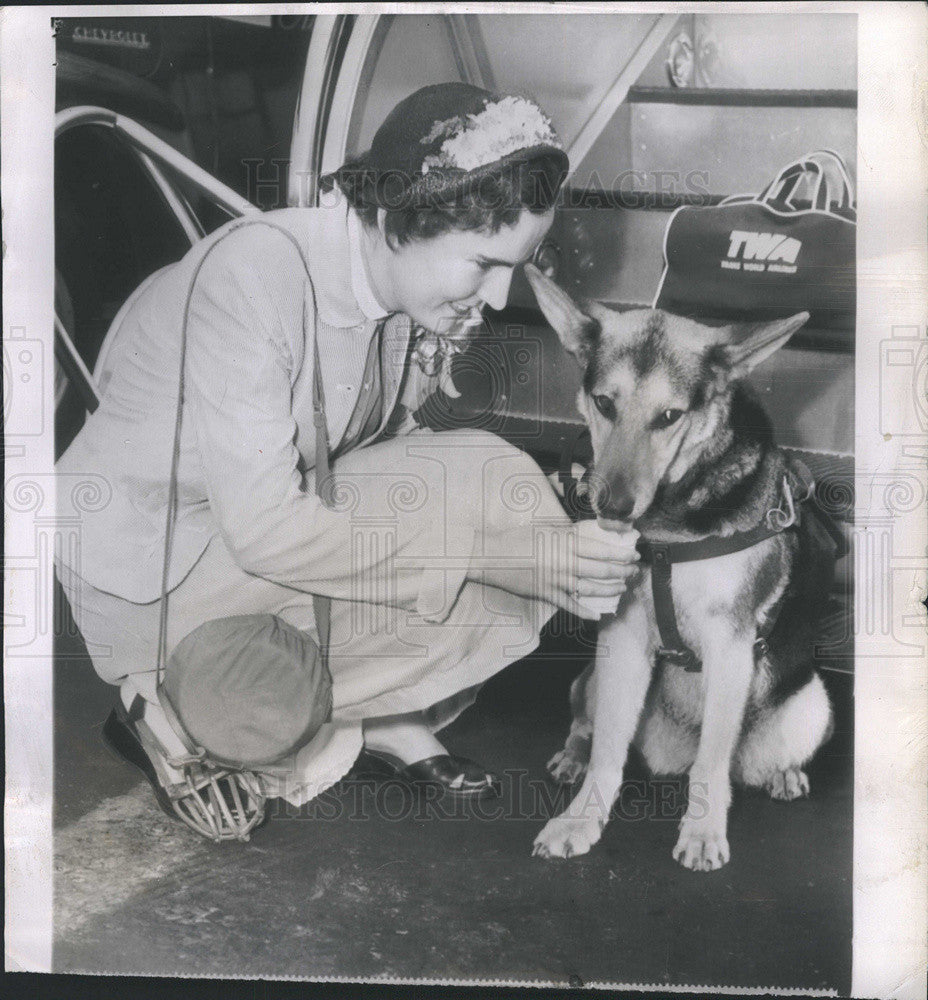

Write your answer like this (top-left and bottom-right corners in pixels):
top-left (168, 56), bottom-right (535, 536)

top-left (420, 96), bottom-right (562, 175)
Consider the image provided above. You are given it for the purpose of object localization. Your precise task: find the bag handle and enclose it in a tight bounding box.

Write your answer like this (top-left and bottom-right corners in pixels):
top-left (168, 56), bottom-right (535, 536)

top-left (757, 150), bottom-right (854, 213)
top-left (759, 160), bottom-right (829, 211)
top-left (157, 220), bottom-right (333, 688)
top-left (806, 149), bottom-right (855, 209)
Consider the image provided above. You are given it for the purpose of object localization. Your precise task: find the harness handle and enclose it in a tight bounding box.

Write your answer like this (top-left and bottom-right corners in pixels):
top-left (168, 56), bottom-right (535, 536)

top-left (557, 428), bottom-right (848, 674)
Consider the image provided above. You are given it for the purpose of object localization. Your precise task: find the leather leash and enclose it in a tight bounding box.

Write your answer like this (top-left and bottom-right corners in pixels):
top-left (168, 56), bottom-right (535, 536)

top-left (157, 219), bottom-right (333, 691)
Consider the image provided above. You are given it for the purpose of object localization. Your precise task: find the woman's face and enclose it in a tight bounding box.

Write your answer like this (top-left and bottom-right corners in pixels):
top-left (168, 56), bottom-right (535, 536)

top-left (377, 208), bottom-right (555, 335)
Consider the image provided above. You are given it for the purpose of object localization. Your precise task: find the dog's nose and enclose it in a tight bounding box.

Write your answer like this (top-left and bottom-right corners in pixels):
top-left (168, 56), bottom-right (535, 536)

top-left (593, 483), bottom-right (635, 522)
top-left (604, 498), bottom-right (636, 522)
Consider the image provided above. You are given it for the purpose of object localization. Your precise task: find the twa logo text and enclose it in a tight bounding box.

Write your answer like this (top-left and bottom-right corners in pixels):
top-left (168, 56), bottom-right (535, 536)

top-left (722, 230), bottom-right (801, 274)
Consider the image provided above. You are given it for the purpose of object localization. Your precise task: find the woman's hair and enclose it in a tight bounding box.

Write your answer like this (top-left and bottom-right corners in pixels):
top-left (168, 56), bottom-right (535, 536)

top-left (337, 151), bottom-right (566, 248)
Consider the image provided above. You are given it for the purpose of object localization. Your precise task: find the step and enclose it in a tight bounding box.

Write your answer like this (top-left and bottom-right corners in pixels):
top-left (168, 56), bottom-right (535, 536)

top-left (572, 101), bottom-right (855, 199)
top-left (627, 86), bottom-right (856, 108)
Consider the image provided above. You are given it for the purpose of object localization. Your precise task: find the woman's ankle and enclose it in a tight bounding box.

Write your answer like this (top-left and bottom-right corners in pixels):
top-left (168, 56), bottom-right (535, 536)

top-left (362, 712), bottom-right (448, 765)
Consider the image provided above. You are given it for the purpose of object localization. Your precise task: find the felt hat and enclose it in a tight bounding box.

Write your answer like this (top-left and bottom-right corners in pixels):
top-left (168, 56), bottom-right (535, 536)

top-left (158, 614), bottom-right (333, 770)
top-left (330, 82), bottom-right (568, 210)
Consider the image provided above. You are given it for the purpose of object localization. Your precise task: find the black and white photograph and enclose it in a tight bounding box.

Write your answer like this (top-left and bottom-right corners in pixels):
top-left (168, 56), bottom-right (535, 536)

top-left (3, 4), bottom-right (926, 997)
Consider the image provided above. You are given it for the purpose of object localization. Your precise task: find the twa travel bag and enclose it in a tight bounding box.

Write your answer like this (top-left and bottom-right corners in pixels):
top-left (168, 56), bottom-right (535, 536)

top-left (654, 150), bottom-right (856, 330)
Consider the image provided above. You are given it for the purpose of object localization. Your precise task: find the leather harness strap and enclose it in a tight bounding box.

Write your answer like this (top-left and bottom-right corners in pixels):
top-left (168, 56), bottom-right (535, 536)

top-left (644, 544), bottom-right (700, 671)
top-left (636, 525), bottom-right (792, 673)
top-left (636, 523), bottom-right (794, 566)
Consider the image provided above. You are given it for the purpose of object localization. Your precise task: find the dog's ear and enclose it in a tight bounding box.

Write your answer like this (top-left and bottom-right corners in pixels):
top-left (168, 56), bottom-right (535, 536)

top-left (524, 264), bottom-right (598, 363)
top-left (715, 312), bottom-right (810, 379)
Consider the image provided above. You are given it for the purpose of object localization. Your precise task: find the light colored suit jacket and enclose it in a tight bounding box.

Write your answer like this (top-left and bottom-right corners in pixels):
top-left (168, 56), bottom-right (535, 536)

top-left (57, 204), bottom-right (458, 619)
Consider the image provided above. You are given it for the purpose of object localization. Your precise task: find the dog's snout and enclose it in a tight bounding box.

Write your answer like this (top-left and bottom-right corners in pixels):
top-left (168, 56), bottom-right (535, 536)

top-left (603, 497), bottom-right (636, 522)
top-left (592, 482), bottom-right (635, 522)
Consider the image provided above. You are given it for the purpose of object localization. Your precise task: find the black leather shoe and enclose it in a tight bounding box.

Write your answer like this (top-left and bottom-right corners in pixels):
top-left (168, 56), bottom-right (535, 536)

top-left (101, 705), bottom-right (180, 822)
top-left (354, 748), bottom-right (501, 801)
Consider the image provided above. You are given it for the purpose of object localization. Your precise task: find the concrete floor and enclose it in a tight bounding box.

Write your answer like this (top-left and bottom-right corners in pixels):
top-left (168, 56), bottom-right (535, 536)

top-left (53, 587), bottom-right (853, 992)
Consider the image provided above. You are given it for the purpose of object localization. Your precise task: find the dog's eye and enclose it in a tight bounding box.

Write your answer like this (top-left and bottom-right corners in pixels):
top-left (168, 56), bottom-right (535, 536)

top-left (592, 394), bottom-right (616, 420)
top-left (653, 408), bottom-right (685, 430)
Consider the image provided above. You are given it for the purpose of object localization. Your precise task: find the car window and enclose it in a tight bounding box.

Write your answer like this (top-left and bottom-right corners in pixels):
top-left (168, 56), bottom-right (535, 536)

top-left (55, 123), bottom-right (191, 370)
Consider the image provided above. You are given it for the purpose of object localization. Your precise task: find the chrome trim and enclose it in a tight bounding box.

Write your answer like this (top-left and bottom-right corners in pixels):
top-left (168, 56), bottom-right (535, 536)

top-left (442, 15), bottom-right (496, 91)
top-left (319, 15), bottom-right (388, 179)
top-left (55, 106), bottom-right (258, 218)
top-left (55, 106), bottom-right (255, 410)
top-left (135, 149), bottom-right (203, 245)
top-left (289, 16), bottom-right (345, 207)
top-left (55, 312), bottom-right (100, 410)
top-left (564, 14), bottom-right (679, 181)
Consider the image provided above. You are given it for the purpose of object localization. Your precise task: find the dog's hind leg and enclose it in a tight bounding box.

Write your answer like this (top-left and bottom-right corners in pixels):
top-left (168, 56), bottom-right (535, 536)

top-left (733, 671), bottom-right (833, 800)
top-left (547, 663), bottom-right (595, 784)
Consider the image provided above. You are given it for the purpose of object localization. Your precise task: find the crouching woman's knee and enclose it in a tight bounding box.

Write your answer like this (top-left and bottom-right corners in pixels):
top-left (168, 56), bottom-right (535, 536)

top-left (427, 429), bottom-right (565, 530)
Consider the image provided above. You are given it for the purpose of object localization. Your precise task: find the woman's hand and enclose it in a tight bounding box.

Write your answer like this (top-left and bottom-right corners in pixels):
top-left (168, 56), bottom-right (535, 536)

top-left (470, 519), bottom-right (640, 619)
top-left (568, 519), bottom-right (641, 618)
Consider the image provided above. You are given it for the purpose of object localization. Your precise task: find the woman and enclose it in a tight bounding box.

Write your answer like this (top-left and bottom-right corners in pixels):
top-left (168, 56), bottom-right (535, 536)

top-left (56, 82), bottom-right (639, 836)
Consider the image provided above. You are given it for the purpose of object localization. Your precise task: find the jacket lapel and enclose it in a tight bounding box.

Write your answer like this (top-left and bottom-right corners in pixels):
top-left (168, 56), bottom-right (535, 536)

top-left (289, 205), bottom-right (414, 454)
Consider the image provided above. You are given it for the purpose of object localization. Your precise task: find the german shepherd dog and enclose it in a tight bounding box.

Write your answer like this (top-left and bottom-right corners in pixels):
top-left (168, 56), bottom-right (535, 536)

top-left (525, 264), bottom-right (835, 871)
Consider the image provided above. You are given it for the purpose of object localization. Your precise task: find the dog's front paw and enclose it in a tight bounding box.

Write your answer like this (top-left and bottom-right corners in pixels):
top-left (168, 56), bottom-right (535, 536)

top-left (765, 767), bottom-right (810, 801)
top-left (672, 819), bottom-right (730, 872)
top-left (532, 814), bottom-right (604, 860)
top-left (546, 748), bottom-right (588, 785)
